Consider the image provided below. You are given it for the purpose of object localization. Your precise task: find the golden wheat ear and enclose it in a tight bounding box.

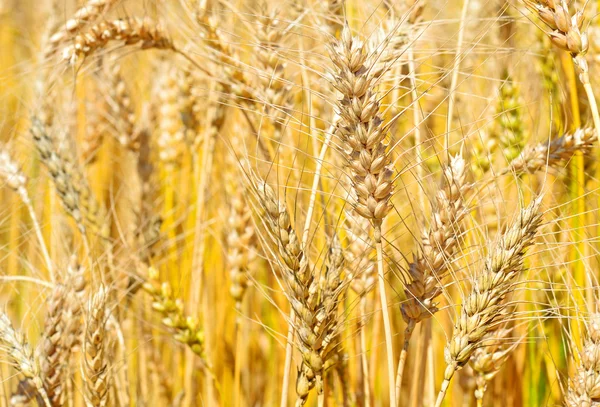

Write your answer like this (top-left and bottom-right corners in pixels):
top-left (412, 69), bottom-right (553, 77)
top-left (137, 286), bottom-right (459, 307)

top-left (83, 287), bottom-right (110, 407)
top-left (436, 197), bottom-right (543, 407)
top-left (565, 313), bottom-right (600, 406)
top-left (0, 313), bottom-right (51, 407)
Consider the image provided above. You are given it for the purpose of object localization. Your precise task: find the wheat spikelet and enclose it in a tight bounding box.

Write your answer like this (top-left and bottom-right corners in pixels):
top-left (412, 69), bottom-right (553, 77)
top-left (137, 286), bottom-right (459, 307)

top-left (226, 170), bottom-right (256, 311)
top-left (435, 197), bottom-right (543, 407)
top-left (344, 208), bottom-right (375, 296)
top-left (63, 259), bottom-right (87, 351)
top-left (523, 0), bottom-right (587, 60)
top-left (193, 11), bottom-right (254, 101)
top-left (250, 176), bottom-right (311, 304)
top-left (469, 328), bottom-right (517, 403)
top-left (40, 284), bottom-right (69, 407)
top-left (295, 236), bottom-right (346, 406)
top-left (61, 17), bottom-right (175, 65)
top-left (178, 65), bottom-right (201, 147)
top-left (82, 94), bottom-right (106, 164)
top-left (48, 0), bottom-right (119, 49)
top-left (396, 154), bottom-right (470, 395)
top-left (494, 78), bottom-right (526, 161)
top-left (134, 121), bottom-right (162, 263)
top-left (328, 26), bottom-right (393, 222)
top-left (254, 6), bottom-right (292, 141)
top-left (142, 266), bottom-right (205, 358)
top-left (32, 118), bottom-right (107, 237)
top-left (106, 63), bottom-right (139, 152)
top-left (83, 287), bottom-right (110, 407)
top-left (31, 118), bottom-right (85, 232)
top-left (566, 313), bottom-right (600, 406)
top-left (401, 154), bottom-right (470, 329)
top-left (0, 144), bottom-right (27, 193)
top-left (0, 313), bottom-right (51, 407)
top-left (506, 127), bottom-right (596, 175)
top-left (156, 65), bottom-right (186, 168)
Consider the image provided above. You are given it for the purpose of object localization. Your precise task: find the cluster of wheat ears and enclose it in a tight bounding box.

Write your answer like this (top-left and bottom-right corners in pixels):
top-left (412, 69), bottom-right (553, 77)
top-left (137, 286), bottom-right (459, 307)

top-left (3, 0), bottom-right (600, 406)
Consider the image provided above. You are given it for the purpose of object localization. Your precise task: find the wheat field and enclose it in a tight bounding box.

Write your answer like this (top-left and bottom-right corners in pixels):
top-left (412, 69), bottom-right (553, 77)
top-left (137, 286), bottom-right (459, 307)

top-left (0, 0), bottom-right (600, 406)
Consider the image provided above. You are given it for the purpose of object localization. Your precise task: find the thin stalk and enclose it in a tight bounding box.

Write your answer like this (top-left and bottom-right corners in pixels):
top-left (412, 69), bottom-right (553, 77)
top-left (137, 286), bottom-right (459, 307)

top-left (582, 81), bottom-right (600, 139)
top-left (234, 320), bottom-right (243, 407)
top-left (409, 325), bottom-right (428, 407)
top-left (301, 123), bottom-right (335, 246)
top-left (407, 40), bottom-right (425, 211)
top-left (360, 296), bottom-right (371, 407)
top-left (434, 371), bottom-right (454, 407)
top-left (19, 190), bottom-right (54, 281)
top-left (477, 397), bottom-right (483, 407)
top-left (395, 322), bottom-right (415, 404)
top-left (445, 0), bottom-right (471, 152)
top-left (374, 223), bottom-right (396, 406)
top-left (564, 54), bottom-right (587, 347)
top-left (280, 312), bottom-right (295, 407)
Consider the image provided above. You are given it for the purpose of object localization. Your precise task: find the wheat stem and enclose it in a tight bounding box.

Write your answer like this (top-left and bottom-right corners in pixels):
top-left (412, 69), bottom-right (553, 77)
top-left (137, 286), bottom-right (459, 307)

top-left (374, 223), bottom-right (396, 406)
top-left (234, 321), bottom-right (243, 407)
top-left (359, 296), bottom-right (371, 407)
top-left (21, 192), bottom-right (54, 281)
top-left (395, 321), bottom-right (415, 404)
top-left (580, 74), bottom-right (600, 141)
top-left (445, 0), bottom-right (470, 151)
top-left (434, 373), bottom-right (453, 407)
top-left (280, 310), bottom-right (295, 407)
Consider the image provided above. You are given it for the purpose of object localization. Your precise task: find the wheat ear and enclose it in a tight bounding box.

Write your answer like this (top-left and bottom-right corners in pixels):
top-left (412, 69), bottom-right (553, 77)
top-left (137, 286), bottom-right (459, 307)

top-left (505, 127), bottom-right (596, 175)
top-left (328, 25), bottom-right (396, 405)
top-left (396, 153), bottom-right (470, 397)
top-left (142, 266), bottom-right (205, 359)
top-left (523, 0), bottom-right (600, 141)
top-left (434, 197), bottom-right (543, 407)
top-left (83, 287), bottom-right (110, 407)
top-left (565, 313), bottom-right (600, 406)
top-left (60, 17), bottom-right (175, 65)
top-left (246, 175), bottom-right (310, 405)
top-left (0, 313), bottom-right (51, 407)
top-left (295, 236), bottom-right (346, 407)
top-left (47, 0), bottom-right (119, 50)
top-left (40, 284), bottom-right (69, 407)
top-left (469, 328), bottom-right (518, 406)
